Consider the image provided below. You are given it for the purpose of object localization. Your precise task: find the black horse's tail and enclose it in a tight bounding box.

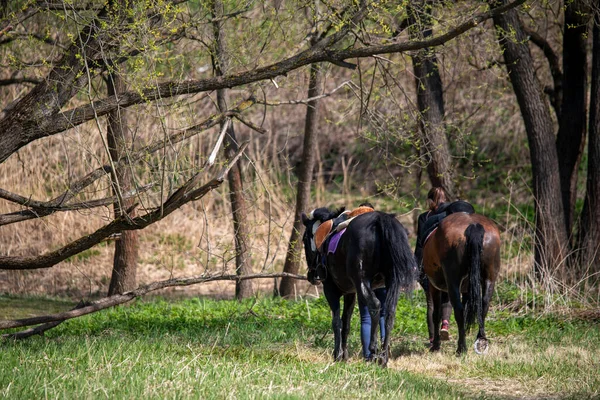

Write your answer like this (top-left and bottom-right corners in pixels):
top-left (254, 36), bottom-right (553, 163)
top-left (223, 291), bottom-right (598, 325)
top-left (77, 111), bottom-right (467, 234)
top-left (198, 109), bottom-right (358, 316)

top-left (465, 223), bottom-right (485, 332)
top-left (380, 214), bottom-right (417, 320)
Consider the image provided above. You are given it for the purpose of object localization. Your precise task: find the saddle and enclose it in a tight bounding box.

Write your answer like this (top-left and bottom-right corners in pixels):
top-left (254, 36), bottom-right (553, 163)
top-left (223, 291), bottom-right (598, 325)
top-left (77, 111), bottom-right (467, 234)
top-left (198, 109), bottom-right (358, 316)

top-left (314, 206), bottom-right (374, 251)
top-left (311, 206), bottom-right (374, 282)
top-left (419, 200), bottom-right (475, 247)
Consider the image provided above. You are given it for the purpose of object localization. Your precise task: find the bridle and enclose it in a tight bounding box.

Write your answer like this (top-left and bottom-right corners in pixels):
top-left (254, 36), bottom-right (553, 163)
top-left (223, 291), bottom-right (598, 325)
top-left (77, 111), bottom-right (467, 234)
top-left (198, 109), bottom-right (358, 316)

top-left (304, 216), bottom-right (328, 283)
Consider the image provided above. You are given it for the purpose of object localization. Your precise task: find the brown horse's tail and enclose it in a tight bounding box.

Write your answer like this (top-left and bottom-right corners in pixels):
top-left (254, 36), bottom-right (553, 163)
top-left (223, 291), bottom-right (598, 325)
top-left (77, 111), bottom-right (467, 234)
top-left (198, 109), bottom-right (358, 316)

top-left (465, 223), bottom-right (485, 332)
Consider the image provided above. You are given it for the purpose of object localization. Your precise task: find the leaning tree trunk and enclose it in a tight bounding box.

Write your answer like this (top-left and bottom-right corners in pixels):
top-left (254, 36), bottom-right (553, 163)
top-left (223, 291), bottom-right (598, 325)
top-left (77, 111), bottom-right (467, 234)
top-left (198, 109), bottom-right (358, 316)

top-left (279, 63), bottom-right (323, 298)
top-left (578, 17), bottom-right (600, 279)
top-left (556, 0), bottom-right (589, 235)
top-left (490, 0), bottom-right (569, 277)
top-left (107, 0), bottom-right (138, 296)
top-left (211, 0), bottom-right (253, 299)
top-left (408, 0), bottom-right (456, 199)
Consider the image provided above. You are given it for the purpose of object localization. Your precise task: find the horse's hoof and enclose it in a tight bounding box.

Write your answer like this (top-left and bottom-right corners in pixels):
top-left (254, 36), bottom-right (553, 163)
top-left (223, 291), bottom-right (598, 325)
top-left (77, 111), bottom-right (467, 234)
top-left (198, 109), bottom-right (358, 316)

top-left (377, 357), bottom-right (388, 368)
top-left (474, 338), bottom-right (489, 355)
top-left (429, 344), bottom-right (440, 353)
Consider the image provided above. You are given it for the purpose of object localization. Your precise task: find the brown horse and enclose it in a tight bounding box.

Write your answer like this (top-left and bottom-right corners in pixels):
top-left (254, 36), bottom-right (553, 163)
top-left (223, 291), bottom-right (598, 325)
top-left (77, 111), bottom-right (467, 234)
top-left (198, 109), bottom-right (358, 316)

top-left (423, 212), bottom-right (501, 355)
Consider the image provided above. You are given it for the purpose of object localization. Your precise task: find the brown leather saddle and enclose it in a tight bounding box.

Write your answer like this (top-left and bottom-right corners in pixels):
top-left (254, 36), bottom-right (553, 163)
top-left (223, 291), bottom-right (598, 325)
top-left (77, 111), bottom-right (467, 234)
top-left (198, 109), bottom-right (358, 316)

top-left (314, 206), bottom-right (374, 251)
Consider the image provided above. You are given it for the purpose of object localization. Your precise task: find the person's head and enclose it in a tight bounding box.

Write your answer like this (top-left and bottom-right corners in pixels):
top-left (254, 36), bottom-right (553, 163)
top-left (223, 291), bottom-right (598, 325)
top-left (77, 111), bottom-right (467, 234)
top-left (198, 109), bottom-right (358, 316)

top-left (426, 187), bottom-right (447, 211)
top-left (359, 202), bottom-right (374, 209)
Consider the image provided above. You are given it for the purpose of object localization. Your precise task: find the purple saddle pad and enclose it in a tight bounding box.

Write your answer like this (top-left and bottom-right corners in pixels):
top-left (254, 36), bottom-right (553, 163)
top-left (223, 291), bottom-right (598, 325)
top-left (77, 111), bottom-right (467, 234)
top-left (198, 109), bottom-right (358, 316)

top-left (327, 228), bottom-right (346, 254)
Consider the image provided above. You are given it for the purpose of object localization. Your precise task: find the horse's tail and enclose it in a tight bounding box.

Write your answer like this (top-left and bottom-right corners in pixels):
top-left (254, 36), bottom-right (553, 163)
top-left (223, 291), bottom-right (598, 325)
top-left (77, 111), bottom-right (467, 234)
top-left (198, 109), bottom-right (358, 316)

top-left (380, 214), bottom-right (417, 318)
top-left (465, 223), bottom-right (485, 332)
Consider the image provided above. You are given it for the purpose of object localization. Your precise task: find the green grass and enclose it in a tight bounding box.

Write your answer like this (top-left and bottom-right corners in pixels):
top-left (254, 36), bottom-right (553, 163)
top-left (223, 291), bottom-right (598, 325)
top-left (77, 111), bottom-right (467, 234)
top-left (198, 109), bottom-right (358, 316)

top-left (0, 291), bottom-right (599, 399)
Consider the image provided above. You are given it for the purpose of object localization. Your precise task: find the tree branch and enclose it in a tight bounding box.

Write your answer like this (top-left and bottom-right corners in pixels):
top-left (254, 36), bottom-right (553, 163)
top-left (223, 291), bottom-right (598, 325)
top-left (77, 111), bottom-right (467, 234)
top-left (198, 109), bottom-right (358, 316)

top-left (5, 0), bottom-right (525, 160)
top-left (0, 272), bottom-right (306, 332)
top-left (0, 143), bottom-right (247, 270)
top-left (0, 77), bottom-right (42, 86)
top-left (0, 32), bottom-right (66, 49)
top-left (258, 80), bottom-right (351, 106)
top-left (0, 98), bottom-right (257, 227)
top-left (523, 26), bottom-right (562, 115)
top-left (0, 184), bottom-right (153, 225)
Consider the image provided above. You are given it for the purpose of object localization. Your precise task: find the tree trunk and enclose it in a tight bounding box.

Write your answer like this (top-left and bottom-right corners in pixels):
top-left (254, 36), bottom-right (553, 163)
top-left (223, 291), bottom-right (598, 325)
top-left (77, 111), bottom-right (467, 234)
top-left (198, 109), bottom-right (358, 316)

top-left (408, 1), bottom-right (456, 199)
top-left (211, 0), bottom-right (253, 299)
top-left (556, 0), bottom-right (589, 234)
top-left (279, 63), bottom-right (323, 298)
top-left (490, 0), bottom-right (569, 277)
top-left (107, 1), bottom-right (138, 296)
top-left (578, 17), bottom-right (600, 278)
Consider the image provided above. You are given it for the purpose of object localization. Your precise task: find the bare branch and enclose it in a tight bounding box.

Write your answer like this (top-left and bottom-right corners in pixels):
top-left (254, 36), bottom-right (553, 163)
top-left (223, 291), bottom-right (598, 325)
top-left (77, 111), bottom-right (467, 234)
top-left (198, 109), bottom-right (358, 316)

top-left (0, 143), bottom-right (247, 270)
top-left (0, 32), bottom-right (67, 49)
top-left (233, 114), bottom-right (268, 135)
top-left (258, 80), bottom-right (351, 106)
top-left (0, 184), bottom-right (153, 226)
top-left (0, 25), bottom-right (11, 37)
top-left (0, 77), bottom-right (42, 86)
top-left (206, 118), bottom-right (230, 167)
top-left (0, 98), bottom-right (257, 227)
top-left (2, 300), bottom-right (90, 340)
top-left (0, 272), bottom-right (306, 333)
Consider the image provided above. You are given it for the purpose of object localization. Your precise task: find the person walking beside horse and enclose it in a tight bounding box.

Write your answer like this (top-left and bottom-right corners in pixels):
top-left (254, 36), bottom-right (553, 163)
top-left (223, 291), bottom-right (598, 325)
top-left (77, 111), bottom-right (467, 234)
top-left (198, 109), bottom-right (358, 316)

top-left (418, 187), bottom-right (501, 355)
top-left (415, 187), bottom-right (475, 345)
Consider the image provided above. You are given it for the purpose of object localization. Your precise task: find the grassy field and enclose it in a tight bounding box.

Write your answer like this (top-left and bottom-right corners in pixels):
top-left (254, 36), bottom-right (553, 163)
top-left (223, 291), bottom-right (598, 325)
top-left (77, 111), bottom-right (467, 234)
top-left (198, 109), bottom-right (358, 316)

top-left (1, 288), bottom-right (599, 399)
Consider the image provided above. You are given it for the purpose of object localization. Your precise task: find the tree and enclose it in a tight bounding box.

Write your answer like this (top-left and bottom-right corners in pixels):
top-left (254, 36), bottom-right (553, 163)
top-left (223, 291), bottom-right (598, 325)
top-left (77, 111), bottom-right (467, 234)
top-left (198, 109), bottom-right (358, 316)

top-left (279, 62), bottom-right (324, 298)
top-left (578, 13), bottom-right (600, 278)
top-left (210, 0), bottom-right (253, 299)
top-left (490, 0), bottom-right (569, 276)
top-left (489, 0), bottom-right (600, 280)
top-left (408, 0), bottom-right (456, 198)
top-left (0, 0), bottom-right (526, 280)
top-left (106, 0), bottom-right (139, 296)
top-left (556, 0), bottom-right (590, 234)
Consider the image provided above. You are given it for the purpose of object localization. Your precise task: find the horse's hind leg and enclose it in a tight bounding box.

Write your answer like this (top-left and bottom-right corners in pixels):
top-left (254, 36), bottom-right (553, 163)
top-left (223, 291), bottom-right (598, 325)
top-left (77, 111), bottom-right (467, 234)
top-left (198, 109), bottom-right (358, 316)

top-left (341, 293), bottom-right (356, 361)
top-left (475, 280), bottom-right (495, 354)
top-left (429, 285), bottom-right (443, 352)
top-left (323, 282), bottom-right (344, 361)
top-left (447, 279), bottom-right (467, 355)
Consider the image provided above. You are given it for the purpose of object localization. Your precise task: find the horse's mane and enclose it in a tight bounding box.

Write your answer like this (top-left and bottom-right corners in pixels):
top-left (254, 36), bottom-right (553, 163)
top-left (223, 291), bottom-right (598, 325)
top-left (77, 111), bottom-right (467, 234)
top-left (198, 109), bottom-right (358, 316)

top-left (312, 207), bottom-right (345, 222)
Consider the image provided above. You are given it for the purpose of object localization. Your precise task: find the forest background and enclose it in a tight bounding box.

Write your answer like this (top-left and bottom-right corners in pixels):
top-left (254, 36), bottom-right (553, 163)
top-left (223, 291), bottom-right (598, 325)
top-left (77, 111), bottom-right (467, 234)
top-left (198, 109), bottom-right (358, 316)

top-left (0, 0), bottom-right (598, 314)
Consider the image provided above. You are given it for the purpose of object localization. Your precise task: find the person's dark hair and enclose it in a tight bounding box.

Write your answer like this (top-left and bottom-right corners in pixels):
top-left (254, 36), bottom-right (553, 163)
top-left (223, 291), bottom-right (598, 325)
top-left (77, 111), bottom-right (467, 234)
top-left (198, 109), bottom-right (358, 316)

top-left (359, 202), bottom-right (374, 209)
top-left (427, 187), bottom-right (447, 211)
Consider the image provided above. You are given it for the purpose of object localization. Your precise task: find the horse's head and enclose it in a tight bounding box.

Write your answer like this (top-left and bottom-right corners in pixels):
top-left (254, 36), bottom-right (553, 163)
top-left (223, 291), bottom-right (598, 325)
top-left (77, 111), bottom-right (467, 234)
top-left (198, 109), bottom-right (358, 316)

top-left (301, 207), bottom-right (345, 284)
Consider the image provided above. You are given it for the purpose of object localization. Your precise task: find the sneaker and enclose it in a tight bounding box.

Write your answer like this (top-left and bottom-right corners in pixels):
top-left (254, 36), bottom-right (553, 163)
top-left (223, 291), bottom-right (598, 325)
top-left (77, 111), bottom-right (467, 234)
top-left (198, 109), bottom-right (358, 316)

top-left (440, 320), bottom-right (450, 341)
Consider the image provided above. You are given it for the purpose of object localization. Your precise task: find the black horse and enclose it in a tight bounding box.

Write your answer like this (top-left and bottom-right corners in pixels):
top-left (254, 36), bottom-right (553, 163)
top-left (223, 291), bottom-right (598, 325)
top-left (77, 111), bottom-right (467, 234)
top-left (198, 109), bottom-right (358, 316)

top-left (423, 212), bottom-right (501, 355)
top-left (301, 207), bottom-right (416, 366)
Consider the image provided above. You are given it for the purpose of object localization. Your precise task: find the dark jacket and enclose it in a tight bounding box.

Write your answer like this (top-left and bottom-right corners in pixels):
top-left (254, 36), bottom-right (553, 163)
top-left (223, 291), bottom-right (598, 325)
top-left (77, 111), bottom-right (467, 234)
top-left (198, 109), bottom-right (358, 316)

top-left (415, 200), bottom-right (475, 267)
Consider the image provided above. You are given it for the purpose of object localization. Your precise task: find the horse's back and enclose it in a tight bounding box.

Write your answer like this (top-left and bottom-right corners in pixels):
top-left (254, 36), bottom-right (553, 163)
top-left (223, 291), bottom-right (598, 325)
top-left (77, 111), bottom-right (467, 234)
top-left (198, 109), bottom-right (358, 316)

top-left (438, 213), bottom-right (500, 245)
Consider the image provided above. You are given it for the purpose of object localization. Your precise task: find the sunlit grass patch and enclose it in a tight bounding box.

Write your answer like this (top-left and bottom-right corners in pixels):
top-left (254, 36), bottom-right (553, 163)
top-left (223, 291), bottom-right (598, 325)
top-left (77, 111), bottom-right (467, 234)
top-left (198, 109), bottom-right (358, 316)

top-left (0, 295), bottom-right (599, 399)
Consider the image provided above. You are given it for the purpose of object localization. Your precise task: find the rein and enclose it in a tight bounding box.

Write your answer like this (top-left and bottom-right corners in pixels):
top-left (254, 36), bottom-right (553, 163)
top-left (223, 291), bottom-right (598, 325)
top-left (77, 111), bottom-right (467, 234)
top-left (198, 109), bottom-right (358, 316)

top-left (307, 246), bottom-right (328, 282)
